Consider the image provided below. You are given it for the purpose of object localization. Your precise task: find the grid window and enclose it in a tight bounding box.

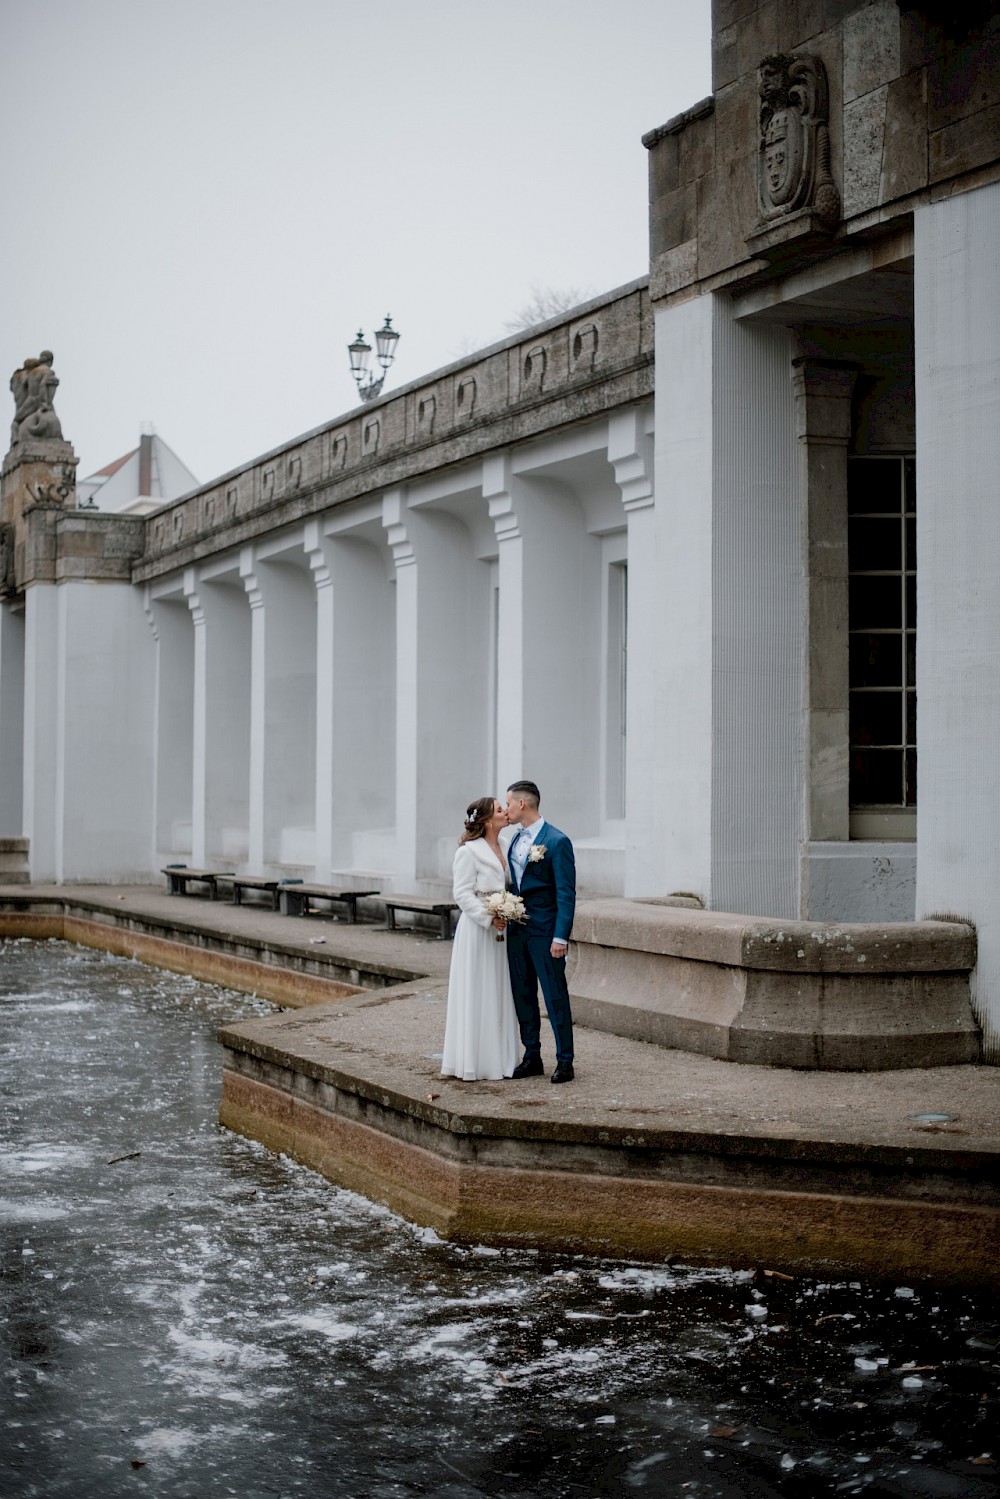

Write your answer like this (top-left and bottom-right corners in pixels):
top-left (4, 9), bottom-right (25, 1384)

top-left (848, 456), bottom-right (916, 812)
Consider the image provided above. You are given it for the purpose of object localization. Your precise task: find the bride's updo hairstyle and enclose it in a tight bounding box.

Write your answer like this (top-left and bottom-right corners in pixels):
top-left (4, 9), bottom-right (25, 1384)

top-left (459, 795), bottom-right (496, 844)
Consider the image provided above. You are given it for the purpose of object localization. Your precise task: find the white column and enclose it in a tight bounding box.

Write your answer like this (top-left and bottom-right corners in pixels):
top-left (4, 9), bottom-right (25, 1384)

top-left (0, 601), bottom-right (25, 832)
top-left (242, 546), bottom-right (318, 871)
top-left (147, 590), bottom-right (194, 863)
top-left (184, 572), bottom-right (208, 866)
top-left (308, 524), bottom-right (336, 882)
top-left (39, 582), bottom-right (157, 881)
top-left (22, 584), bottom-right (60, 880)
top-left (384, 487), bottom-right (489, 888)
top-left (484, 455), bottom-right (524, 788)
top-left (608, 409), bottom-right (656, 895)
top-left (384, 490), bottom-right (420, 886)
top-left (485, 455), bottom-right (602, 832)
top-left (309, 521), bottom-right (396, 881)
top-left (914, 181), bottom-right (1000, 1058)
top-left (186, 571), bottom-right (252, 869)
top-left (242, 549), bottom-right (266, 869)
top-left (653, 291), bottom-right (802, 914)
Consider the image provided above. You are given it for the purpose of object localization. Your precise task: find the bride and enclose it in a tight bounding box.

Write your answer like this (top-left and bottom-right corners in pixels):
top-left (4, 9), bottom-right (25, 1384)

top-left (440, 796), bottom-right (520, 1081)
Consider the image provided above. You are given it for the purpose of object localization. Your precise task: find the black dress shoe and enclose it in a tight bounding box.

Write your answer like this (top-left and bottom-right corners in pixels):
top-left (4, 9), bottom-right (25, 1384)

top-left (511, 1056), bottom-right (544, 1079)
top-left (550, 1063), bottom-right (575, 1084)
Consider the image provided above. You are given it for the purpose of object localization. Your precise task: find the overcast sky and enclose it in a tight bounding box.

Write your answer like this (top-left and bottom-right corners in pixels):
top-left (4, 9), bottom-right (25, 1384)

top-left (1, 1), bottom-right (711, 486)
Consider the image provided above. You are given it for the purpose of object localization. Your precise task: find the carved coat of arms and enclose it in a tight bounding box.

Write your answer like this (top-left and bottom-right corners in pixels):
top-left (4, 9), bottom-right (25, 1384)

top-left (756, 54), bottom-right (839, 230)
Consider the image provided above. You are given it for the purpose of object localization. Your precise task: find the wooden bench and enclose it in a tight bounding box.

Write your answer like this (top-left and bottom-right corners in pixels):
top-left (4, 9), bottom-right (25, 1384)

top-left (382, 894), bottom-right (458, 941)
top-left (214, 875), bottom-right (284, 910)
top-left (162, 866), bottom-right (234, 900)
top-left (279, 884), bottom-right (380, 922)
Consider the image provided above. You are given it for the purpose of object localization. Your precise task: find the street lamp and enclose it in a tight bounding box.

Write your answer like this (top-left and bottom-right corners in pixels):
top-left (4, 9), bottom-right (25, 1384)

top-left (348, 315), bottom-right (400, 402)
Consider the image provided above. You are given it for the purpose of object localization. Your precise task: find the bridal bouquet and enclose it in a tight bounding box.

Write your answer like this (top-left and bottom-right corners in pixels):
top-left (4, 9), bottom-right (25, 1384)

top-left (483, 890), bottom-right (526, 941)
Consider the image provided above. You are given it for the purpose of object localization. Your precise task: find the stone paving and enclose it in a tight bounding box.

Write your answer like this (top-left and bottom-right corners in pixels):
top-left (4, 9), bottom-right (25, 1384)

top-left (3, 882), bottom-right (999, 1156)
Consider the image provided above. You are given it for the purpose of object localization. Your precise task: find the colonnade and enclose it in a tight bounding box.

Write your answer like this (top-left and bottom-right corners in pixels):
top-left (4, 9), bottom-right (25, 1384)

top-left (143, 409), bottom-right (655, 895)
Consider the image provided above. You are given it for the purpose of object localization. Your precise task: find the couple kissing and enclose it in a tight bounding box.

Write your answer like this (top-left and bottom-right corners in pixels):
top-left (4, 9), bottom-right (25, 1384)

top-left (440, 780), bottom-right (576, 1085)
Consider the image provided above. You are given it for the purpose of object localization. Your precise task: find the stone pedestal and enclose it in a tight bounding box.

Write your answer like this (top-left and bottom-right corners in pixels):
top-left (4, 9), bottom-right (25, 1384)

top-left (1, 439), bottom-right (78, 594)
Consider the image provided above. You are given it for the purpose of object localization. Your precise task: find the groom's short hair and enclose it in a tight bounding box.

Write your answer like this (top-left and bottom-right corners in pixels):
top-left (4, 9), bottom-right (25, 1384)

top-left (507, 779), bottom-right (540, 808)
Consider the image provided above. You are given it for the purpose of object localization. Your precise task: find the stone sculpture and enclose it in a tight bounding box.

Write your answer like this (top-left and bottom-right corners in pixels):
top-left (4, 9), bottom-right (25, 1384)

top-left (756, 54), bottom-right (839, 230)
top-left (9, 351), bottom-right (65, 445)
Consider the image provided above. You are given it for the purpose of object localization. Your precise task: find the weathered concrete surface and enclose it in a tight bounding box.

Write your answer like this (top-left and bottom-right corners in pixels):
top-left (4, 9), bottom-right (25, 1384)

top-left (218, 985), bottom-right (1000, 1286)
top-left (570, 900), bottom-right (980, 1069)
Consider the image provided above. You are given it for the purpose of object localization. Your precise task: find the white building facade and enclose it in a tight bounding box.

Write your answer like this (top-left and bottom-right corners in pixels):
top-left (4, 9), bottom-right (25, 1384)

top-left (2, 1), bottom-right (999, 1057)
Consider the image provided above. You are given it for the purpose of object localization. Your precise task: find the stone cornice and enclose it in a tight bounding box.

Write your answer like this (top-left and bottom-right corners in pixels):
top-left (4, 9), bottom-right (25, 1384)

top-left (133, 280), bottom-right (652, 584)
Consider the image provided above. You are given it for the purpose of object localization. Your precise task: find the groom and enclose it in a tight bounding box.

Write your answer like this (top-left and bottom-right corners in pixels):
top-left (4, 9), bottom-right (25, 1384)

top-left (504, 780), bottom-right (576, 1084)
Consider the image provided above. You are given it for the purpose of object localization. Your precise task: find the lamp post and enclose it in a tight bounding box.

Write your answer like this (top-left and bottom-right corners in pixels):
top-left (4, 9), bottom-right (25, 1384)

top-left (348, 315), bottom-right (400, 402)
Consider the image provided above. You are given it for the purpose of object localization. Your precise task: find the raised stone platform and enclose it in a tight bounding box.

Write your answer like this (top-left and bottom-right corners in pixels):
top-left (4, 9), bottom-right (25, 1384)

top-left (569, 901), bottom-right (980, 1070)
top-left (218, 985), bottom-right (1000, 1287)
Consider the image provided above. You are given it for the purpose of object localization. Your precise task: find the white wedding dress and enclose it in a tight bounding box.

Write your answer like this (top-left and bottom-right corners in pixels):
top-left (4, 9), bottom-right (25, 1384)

top-left (440, 839), bottom-right (520, 1081)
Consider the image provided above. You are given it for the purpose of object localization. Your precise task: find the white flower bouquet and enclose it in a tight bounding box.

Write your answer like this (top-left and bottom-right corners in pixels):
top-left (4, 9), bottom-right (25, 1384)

top-left (483, 890), bottom-right (527, 941)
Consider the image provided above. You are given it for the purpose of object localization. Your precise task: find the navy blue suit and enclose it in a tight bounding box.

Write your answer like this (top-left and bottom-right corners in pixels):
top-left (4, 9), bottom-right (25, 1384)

top-left (506, 822), bottom-right (575, 1067)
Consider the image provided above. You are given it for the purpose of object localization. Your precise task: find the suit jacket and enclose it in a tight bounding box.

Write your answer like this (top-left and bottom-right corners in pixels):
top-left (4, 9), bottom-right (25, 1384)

top-left (507, 821), bottom-right (576, 942)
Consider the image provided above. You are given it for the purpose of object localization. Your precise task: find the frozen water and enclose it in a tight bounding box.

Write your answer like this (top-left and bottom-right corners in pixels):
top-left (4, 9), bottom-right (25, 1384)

top-left (1, 938), bottom-right (999, 1499)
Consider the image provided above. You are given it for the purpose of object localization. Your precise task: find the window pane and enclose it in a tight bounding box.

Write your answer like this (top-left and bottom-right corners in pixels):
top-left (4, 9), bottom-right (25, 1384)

top-left (850, 632), bottom-right (903, 688)
top-left (904, 457), bottom-right (916, 512)
top-left (850, 575), bottom-right (902, 628)
top-left (906, 632), bottom-right (916, 686)
top-left (905, 516), bottom-right (917, 570)
top-left (905, 748), bottom-right (917, 807)
top-left (906, 573), bottom-right (916, 625)
top-left (851, 749), bottom-right (903, 805)
top-left (848, 458), bottom-right (902, 514)
top-left (849, 516), bottom-right (902, 571)
top-left (906, 690), bottom-right (917, 746)
top-left (851, 690), bottom-right (903, 746)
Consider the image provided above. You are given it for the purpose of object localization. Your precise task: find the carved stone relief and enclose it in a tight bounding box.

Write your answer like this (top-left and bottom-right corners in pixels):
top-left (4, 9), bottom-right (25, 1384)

top-left (416, 394), bottom-right (436, 436)
top-left (0, 524), bottom-right (13, 594)
top-left (572, 323), bottom-right (600, 373)
top-left (522, 345), bottom-right (547, 395)
top-left (456, 376), bottom-right (477, 418)
top-left (31, 465), bottom-right (76, 505)
top-left (756, 54), bottom-right (839, 231)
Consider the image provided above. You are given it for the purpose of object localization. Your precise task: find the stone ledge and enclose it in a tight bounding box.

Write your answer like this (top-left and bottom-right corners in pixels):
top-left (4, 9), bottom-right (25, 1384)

top-left (218, 1059), bottom-right (1000, 1284)
top-left (569, 900), bottom-right (979, 1070)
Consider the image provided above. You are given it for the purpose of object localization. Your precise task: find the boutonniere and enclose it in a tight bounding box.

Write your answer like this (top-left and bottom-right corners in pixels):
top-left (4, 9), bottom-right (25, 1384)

top-left (528, 844), bottom-right (547, 863)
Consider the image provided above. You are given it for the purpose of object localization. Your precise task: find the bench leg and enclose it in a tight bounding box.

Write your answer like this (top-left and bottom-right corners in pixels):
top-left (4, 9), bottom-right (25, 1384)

top-left (439, 911), bottom-right (450, 940)
top-left (345, 898), bottom-right (357, 924)
top-left (386, 907), bottom-right (396, 931)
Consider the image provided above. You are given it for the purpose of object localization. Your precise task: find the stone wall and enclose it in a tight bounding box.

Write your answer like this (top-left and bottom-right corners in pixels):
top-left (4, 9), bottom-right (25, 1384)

top-left (647, 0), bottom-right (1000, 303)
